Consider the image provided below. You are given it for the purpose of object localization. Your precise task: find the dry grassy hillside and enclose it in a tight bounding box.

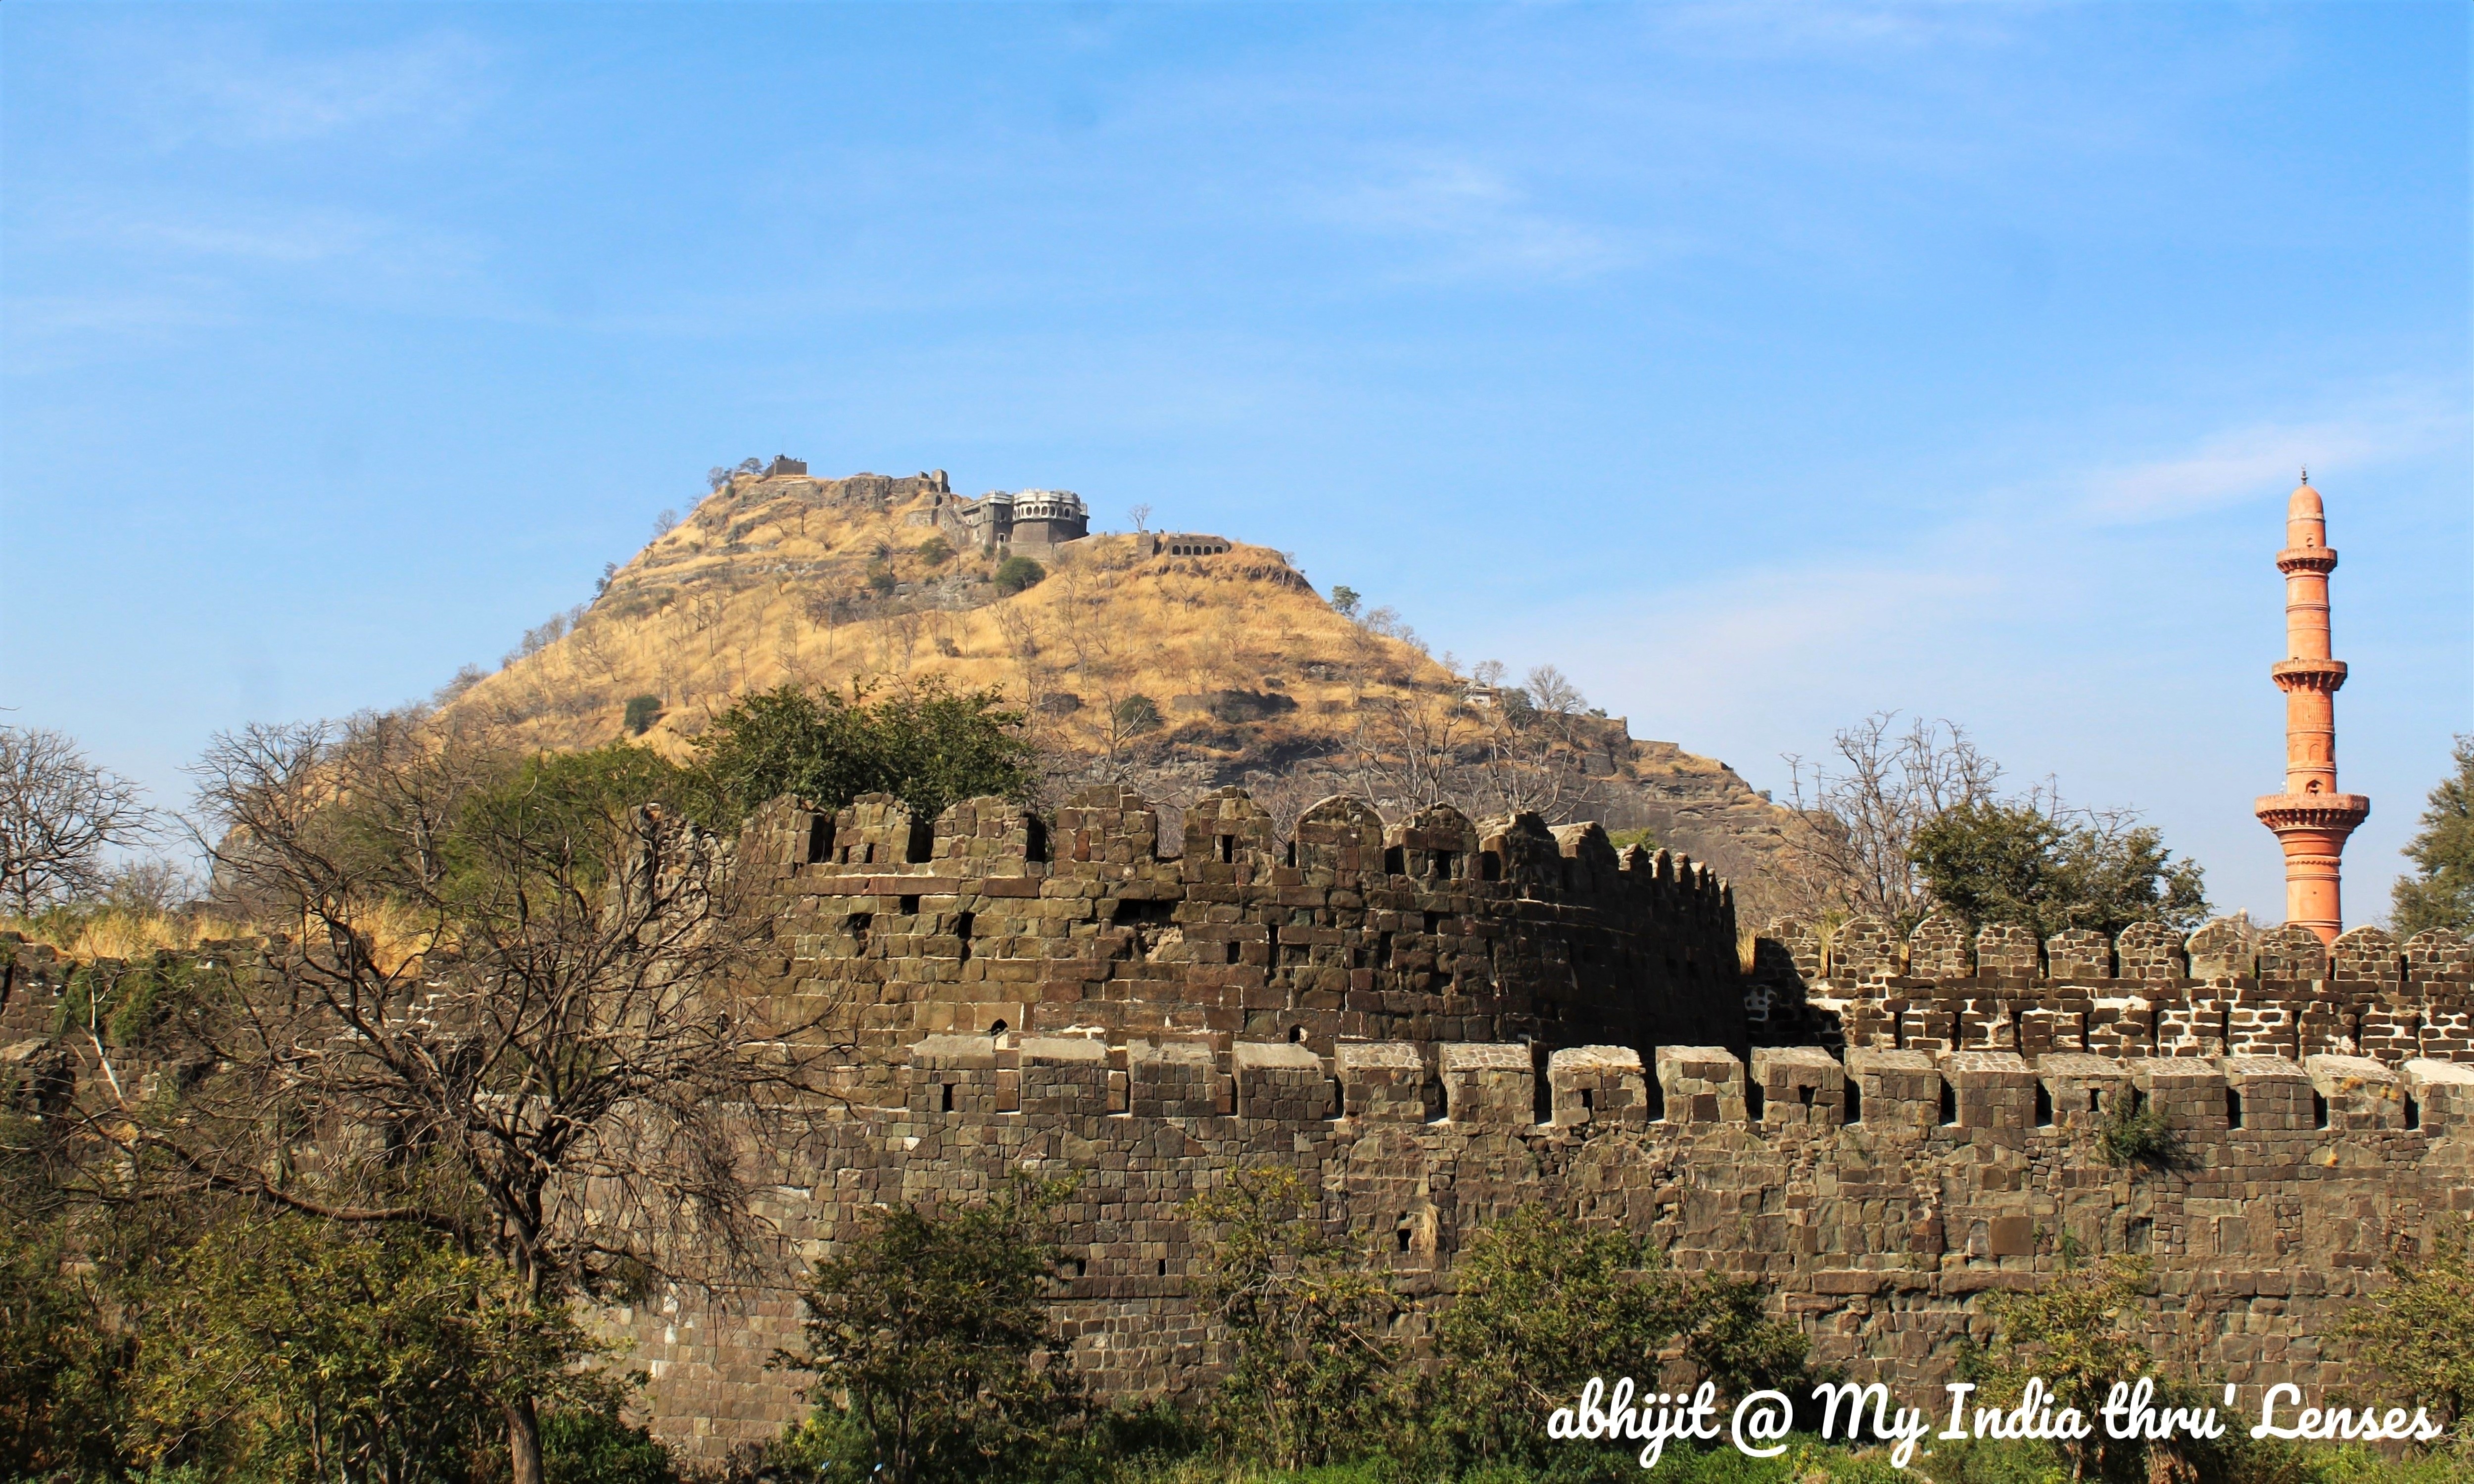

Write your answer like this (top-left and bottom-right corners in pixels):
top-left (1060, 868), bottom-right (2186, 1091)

top-left (435, 469), bottom-right (1802, 903)
top-left (438, 470), bottom-right (1454, 761)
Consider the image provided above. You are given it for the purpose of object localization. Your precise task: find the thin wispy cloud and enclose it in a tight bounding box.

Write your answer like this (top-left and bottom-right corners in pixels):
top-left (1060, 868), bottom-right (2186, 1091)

top-left (2079, 388), bottom-right (2470, 524)
top-left (1322, 156), bottom-right (1639, 281)
top-left (131, 29), bottom-right (495, 147)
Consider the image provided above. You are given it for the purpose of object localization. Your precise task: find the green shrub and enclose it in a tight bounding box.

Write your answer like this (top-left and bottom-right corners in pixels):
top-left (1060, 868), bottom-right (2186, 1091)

top-left (1114, 696), bottom-right (1164, 737)
top-left (867, 563), bottom-right (900, 596)
top-left (1183, 1167), bottom-right (1397, 1471)
top-left (776, 1174), bottom-right (1084, 1484)
top-left (995, 556), bottom-right (1047, 596)
top-left (623, 695), bottom-right (663, 736)
top-left (544, 1403), bottom-right (678, 1484)
top-left (916, 536), bottom-right (955, 566)
top-left (2096, 1098), bottom-right (2179, 1168)
top-left (690, 680), bottom-right (1036, 831)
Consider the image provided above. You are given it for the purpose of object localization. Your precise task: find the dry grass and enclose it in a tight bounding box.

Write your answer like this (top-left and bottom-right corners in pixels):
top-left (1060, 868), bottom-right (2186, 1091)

top-left (4, 897), bottom-right (429, 974)
top-left (435, 474), bottom-right (1462, 761)
top-left (2, 906), bottom-right (254, 961)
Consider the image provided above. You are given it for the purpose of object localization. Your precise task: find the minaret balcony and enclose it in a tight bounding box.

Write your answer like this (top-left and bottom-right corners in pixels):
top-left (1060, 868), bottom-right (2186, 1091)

top-left (2275, 546), bottom-right (2339, 575)
top-left (2253, 792), bottom-right (2371, 833)
top-left (2269, 658), bottom-right (2347, 693)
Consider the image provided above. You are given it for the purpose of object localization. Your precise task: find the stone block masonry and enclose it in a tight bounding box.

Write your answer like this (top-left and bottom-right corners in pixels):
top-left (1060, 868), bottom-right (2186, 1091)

top-left (605, 1038), bottom-right (2474, 1459)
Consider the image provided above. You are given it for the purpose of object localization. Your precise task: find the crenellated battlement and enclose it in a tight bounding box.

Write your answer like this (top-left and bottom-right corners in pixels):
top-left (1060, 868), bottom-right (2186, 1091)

top-left (1749, 911), bottom-right (2474, 1068)
top-left (886, 1033), bottom-right (2474, 1141)
top-left (735, 784), bottom-right (1744, 1098)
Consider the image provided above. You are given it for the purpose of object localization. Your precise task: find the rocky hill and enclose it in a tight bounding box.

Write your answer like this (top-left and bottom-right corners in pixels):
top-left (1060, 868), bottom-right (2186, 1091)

top-left (436, 468), bottom-right (1803, 903)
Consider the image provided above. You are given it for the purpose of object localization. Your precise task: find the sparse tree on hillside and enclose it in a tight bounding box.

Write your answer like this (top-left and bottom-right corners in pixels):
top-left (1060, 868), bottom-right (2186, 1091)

top-left (1329, 586), bottom-right (1362, 621)
top-left (653, 508), bottom-right (679, 540)
top-left (112, 718), bottom-right (827, 1484)
top-left (0, 726), bottom-right (153, 915)
top-left (1127, 503), bottom-right (1152, 534)
top-left (2393, 735), bottom-right (2474, 936)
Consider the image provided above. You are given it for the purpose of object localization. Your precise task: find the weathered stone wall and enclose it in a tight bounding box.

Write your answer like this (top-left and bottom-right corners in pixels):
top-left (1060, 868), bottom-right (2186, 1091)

top-left (1749, 910), bottom-right (2474, 1065)
top-left (738, 785), bottom-right (1746, 1104)
top-left (611, 1037), bottom-right (2474, 1459)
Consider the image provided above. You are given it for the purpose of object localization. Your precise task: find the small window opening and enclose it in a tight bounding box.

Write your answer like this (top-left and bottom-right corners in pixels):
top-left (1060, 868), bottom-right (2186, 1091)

top-left (1383, 845), bottom-right (1405, 875)
top-left (900, 894), bottom-right (921, 916)
top-left (1480, 850), bottom-right (1503, 881)
top-left (1023, 816), bottom-right (1049, 863)
top-left (1225, 940), bottom-right (1241, 965)
top-left (1216, 834), bottom-right (1235, 863)
top-left (2227, 1088), bottom-right (2243, 1128)
top-left (805, 815), bottom-right (834, 864)
top-left (905, 820), bottom-right (934, 863)
top-left (1378, 930), bottom-right (1395, 967)
top-left (1156, 1258), bottom-right (1168, 1276)
top-left (847, 912), bottom-right (873, 953)
top-left (2313, 1091), bottom-right (2331, 1129)
top-left (1396, 1227), bottom-right (1413, 1253)
top-left (1433, 850), bottom-right (1457, 879)
top-left (2406, 1095), bottom-right (2421, 1130)
top-left (2034, 1083), bottom-right (2053, 1127)
top-left (941, 1082), bottom-right (955, 1113)
top-left (2089, 1089), bottom-right (2102, 1113)
top-left (1939, 1078), bottom-right (1958, 1126)
top-left (1746, 1081), bottom-right (1764, 1120)
top-left (988, 1018), bottom-right (1008, 1036)
top-left (1071, 1257), bottom-right (1087, 1278)
top-left (1844, 1078), bottom-right (1862, 1123)
top-left (1579, 1087), bottom-right (1595, 1112)
top-left (1288, 1024), bottom-right (1306, 1043)
top-left (1425, 911), bottom-right (1445, 935)
top-left (954, 911), bottom-right (974, 962)
top-left (1798, 1084), bottom-right (1816, 1108)
top-left (1283, 840), bottom-right (1297, 867)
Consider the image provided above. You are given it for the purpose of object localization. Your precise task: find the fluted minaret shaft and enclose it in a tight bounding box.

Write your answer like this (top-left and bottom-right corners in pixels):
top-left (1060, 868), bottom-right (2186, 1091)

top-left (2253, 476), bottom-right (2369, 943)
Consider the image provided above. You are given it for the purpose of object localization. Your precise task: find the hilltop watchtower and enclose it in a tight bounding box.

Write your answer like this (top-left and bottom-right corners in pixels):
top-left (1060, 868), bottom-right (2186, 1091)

top-left (2254, 472), bottom-right (2370, 944)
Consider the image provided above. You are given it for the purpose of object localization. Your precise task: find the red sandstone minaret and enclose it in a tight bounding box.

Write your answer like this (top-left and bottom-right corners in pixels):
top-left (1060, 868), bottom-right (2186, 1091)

top-left (2253, 471), bottom-right (2370, 944)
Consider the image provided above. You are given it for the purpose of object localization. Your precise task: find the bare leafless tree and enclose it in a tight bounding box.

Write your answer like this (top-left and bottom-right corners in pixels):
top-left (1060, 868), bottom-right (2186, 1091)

top-left (1347, 688), bottom-right (1471, 818)
top-left (83, 712), bottom-right (835, 1484)
top-left (0, 726), bottom-right (153, 914)
top-left (1449, 665), bottom-right (1600, 823)
top-left (1128, 502), bottom-right (1152, 534)
top-left (1778, 711), bottom-right (2000, 930)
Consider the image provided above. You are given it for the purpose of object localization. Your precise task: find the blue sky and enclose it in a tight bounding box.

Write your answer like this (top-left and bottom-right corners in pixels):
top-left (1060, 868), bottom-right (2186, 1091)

top-left (2, 2), bottom-right (2467, 925)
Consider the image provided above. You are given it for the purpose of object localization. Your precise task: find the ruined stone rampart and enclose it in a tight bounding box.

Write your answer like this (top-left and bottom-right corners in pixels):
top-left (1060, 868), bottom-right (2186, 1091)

top-left (737, 785), bottom-right (1745, 1102)
top-left (1749, 911), bottom-right (2474, 1067)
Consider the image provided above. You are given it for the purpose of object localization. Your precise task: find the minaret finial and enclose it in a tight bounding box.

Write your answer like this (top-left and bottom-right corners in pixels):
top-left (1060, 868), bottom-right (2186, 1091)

top-left (2300, 464), bottom-right (2308, 484)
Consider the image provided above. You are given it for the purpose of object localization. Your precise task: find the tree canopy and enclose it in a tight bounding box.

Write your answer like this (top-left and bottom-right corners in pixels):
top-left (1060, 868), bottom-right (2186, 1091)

top-left (690, 681), bottom-right (1037, 831)
top-left (779, 1176), bottom-right (1083, 1484)
top-left (1910, 799), bottom-right (2208, 939)
top-left (2393, 735), bottom-right (2474, 936)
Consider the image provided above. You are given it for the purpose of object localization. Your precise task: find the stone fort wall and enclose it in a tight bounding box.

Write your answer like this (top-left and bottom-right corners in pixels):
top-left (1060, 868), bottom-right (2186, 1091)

top-left (612, 788), bottom-right (2474, 1458)
top-left (734, 784), bottom-right (1746, 1103)
top-left (609, 1032), bottom-right (2474, 1459)
top-left (9, 785), bottom-right (2474, 1463)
